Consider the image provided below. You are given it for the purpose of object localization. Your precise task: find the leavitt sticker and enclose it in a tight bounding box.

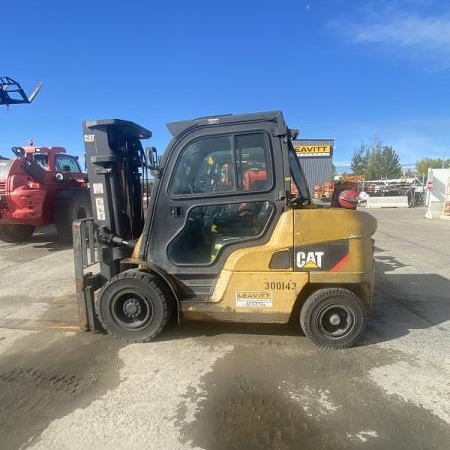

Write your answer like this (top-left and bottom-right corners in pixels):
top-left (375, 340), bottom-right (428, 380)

top-left (236, 291), bottom-right (272, 308)
top-left (296, 251), bottom-right (324, 269)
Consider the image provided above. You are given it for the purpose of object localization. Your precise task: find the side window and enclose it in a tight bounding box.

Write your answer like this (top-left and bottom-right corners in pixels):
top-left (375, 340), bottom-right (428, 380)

top-left (170, 132), bottom-right (271, 196)
top-left (236, 133), bottom-right (270, 191)
top-left (170, 136), bottom-right (234, 195)
top-left (32, 154), bottom-right (49, 169)
top-left (55, 155), bottom-right (81, 173)
top-left (167, 201), bottom-right (275, 265)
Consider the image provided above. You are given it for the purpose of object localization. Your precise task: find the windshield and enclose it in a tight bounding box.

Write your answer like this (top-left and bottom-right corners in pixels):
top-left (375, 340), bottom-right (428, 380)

top-left (288, 140), bottom-right (311, 204)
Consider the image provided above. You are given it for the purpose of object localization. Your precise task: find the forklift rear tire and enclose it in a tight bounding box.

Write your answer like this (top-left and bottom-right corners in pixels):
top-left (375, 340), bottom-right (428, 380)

top-left (0, 224), bottom-right (36, 242)
top-left (300, 288), bottom-right (368, 349)
top-left (99, 270), bottom-right (171, 342)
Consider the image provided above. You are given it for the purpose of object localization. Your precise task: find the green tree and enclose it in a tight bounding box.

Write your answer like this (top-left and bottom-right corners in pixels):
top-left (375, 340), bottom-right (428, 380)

top-left (351, 139), bottom-right (402, 180)
top-left (416, 158), bottom-right (450, 178)
top-left (351, 143), bottom-right (370, 175)
top-left (367, 145), bottom-right (402, 179)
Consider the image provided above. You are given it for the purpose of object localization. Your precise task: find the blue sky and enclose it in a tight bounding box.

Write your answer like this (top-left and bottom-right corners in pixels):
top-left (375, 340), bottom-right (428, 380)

top-left (2, 0), bottom-right (450, 172)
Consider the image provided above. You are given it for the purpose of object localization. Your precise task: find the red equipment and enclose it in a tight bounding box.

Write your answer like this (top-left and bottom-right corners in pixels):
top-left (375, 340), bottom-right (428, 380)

top-left (0, 145), bottom-right (91, 242)
top-left (338, 190), bottom-right (359, 210)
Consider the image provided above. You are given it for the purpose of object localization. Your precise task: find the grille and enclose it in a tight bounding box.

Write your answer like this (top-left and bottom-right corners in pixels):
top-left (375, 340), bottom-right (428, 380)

top-left (0, 181), bottom-right (7, 209)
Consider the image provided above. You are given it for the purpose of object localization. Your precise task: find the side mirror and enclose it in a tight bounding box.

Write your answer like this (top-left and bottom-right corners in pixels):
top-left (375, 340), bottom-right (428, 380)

top-left (146, 146), bottom-right (158, 168)
top-left (146, 146), bottom-right (161, 177)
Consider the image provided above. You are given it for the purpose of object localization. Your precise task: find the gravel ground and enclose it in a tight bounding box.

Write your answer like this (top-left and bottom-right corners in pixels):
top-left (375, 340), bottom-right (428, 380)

top-left (0, 208), bottom-right (449, 450)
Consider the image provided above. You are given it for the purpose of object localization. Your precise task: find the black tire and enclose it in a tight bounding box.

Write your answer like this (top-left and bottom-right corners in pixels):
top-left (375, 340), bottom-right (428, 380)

top-left (0, 224), bottom-right (35, 242)
top-left (99, 270), bottom-right (172, 342)
top-left (300, 288), bottom-right (368, 349)
top-left (55, 190), bottom-right (92, 242)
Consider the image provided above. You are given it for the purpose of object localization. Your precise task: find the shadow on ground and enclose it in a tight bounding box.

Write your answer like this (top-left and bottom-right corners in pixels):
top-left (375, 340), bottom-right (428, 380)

top-left (31, 226), bottom-right (72, 251)
top-left (0, 227), bottom-right (72, 253)
top-left (0, 331), bottom-right (125, 450)
top-left (180, 341), bottom-right (450, 450)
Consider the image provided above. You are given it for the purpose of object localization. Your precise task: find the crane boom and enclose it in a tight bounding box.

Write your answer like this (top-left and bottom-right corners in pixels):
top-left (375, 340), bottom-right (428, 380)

top-left (0, 76), bottom-right (43, 106)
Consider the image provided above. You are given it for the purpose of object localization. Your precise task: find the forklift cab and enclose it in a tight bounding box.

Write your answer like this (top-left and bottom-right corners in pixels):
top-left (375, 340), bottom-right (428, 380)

top-left (142, 115), bottom-right (304, 298)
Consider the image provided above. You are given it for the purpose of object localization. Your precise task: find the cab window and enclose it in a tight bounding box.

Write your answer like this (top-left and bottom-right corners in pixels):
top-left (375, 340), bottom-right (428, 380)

top-left (55, 155), bottom-right (81, 173)
top-left (167, 201), bottom-right (275, 264)
top-left (169, 132), bottom-right (272, 196)
top-left (32, 154), bottom-right (49, 169)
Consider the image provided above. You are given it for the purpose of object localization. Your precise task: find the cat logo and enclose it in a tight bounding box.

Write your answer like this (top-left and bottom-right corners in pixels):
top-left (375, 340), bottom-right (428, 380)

top-left (296, 251), bottom-right (324, 269)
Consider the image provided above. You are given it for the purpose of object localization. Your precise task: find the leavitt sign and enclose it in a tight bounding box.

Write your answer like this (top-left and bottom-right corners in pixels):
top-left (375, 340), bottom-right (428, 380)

top-left (295, 145), bottom-right (332, 157)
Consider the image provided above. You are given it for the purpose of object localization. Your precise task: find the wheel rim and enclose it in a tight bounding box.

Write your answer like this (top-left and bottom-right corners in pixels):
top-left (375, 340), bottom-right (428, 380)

top-left (316, 303), bottom-right (356, 339)
top-left (111, 291), bottom-right (153, 330)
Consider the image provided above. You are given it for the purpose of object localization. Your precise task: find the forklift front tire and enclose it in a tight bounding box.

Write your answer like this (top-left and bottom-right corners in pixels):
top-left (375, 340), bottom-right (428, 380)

top-left (300, 288), bottom-right (368, 349)
top-left (99, 270), bottom-right (171, 342)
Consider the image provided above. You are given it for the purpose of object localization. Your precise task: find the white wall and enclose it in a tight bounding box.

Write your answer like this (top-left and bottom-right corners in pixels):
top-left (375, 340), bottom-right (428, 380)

top-left (425, 168), bottom-right (450, 218)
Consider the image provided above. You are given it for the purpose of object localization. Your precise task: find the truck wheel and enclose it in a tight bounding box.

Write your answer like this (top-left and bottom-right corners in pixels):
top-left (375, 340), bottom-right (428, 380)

top-left (0, 225), bottom-right (35, 242)
top-left (55, 190), bottom-right (92, 242)
top-left (300, 288), bottom-right (368, 349)
top-left (99, 270), bottom-right (171, 342)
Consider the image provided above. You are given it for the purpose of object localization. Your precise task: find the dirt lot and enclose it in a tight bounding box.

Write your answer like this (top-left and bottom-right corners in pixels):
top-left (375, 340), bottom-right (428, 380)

top-left (0, 208), bottom-right (449, 450)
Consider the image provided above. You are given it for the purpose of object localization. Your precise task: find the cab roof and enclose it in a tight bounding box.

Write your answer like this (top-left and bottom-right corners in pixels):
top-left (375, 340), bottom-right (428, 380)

top-left (23, 146), bottom-right (66, 155)
top-left (167, 110), bottom-right (288, 140)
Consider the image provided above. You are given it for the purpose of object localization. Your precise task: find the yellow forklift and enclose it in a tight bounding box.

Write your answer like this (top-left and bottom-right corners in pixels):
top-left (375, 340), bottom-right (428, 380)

top-left (74, 111), bottom-right (376, 348)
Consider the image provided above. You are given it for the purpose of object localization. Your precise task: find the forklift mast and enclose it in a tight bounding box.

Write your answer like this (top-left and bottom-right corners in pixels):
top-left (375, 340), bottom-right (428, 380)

top-left (82, 119), bottom-right (152, 280)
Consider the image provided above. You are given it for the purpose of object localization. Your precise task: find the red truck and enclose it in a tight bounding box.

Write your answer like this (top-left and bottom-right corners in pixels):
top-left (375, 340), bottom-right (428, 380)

top-left (0, 144), bottom-right (91, 242)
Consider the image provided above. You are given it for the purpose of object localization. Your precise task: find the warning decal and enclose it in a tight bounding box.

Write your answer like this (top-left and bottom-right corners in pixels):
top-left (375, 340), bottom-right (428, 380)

top-left (236, 291), bottom-right (273, 308)
top-left (95, 197), bottom-right (106, 221)
top-left (92, 183), bottom-right (104, 194)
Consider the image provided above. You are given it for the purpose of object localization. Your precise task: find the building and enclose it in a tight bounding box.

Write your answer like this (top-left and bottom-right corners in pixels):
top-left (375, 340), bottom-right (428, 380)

top-left (293, 139), bottom-right (334, 193)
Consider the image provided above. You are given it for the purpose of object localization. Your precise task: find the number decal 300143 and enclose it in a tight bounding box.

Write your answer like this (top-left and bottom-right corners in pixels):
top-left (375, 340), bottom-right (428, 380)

top-left (264, 281), bottom-right (297, 291)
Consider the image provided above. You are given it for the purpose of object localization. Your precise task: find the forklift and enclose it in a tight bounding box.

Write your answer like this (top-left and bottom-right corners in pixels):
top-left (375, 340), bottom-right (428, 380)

top-left (74, 111), bottom-right (377, 349)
